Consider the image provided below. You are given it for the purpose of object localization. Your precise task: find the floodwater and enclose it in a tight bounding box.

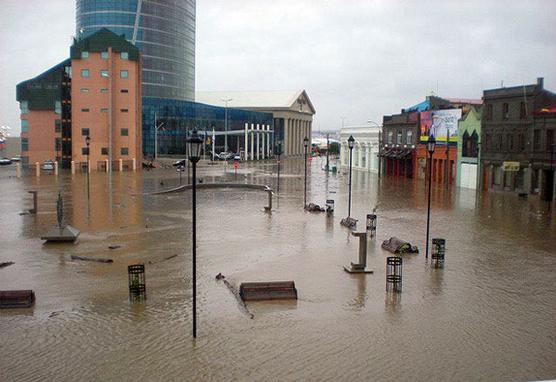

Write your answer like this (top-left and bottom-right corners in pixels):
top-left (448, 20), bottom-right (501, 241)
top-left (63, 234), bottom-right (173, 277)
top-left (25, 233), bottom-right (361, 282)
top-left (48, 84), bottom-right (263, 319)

top-left (1, 158), bottom-right (555, 382)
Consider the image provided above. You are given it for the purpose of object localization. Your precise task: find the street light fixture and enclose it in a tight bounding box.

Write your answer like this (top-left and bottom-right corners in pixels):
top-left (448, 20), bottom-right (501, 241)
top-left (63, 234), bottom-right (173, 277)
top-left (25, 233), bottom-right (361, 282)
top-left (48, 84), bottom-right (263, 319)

top-left (186, 130), bottom-right (203, 339)
top-left (222, 98), bottom-right (233, 152)
top-left (303, 136), bottom-right (309, 208)
top-left (85, 135), bottom-right (91, 205)
top-left (347, 135), bottom-right (355, 218)
top-left (425, 134), bottom-right (436, 259)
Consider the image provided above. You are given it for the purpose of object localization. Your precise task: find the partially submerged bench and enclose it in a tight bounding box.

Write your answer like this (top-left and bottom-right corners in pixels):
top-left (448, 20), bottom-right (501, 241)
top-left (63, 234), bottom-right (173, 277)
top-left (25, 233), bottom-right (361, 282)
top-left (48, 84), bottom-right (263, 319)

top-left (239, 281), bottom-right (298, 301)
top-left (0, 290), bottom-right (35, 309)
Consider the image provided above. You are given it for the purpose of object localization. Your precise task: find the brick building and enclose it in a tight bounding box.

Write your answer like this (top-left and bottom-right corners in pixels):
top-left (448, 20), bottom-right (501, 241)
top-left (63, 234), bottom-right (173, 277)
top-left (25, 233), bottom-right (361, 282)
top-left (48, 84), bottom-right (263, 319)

top-left (16, 29), bottom-right (142, 170)
top-left (481, 78), bottom-right (556, 200)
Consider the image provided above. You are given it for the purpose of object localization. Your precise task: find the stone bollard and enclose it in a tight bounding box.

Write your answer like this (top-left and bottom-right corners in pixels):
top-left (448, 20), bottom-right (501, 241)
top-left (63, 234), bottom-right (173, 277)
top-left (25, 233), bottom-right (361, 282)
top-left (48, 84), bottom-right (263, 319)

top-left (71, 160), bottom-right (75, 174)
top-left (326, 199), bottom-right (334, 216)
top-left (119, 159), bottom-right (123, 172)
top-left (366, 214), bottom-right (377, 238)
top-left (264, 186), bottom-right (273, 212)
top-left (35, 162), bottom-right (40, 177)
top-left (54, 161), bottom-right (59, 176)
top-left (88, 160), bottom-right (91, 173)
top-left (16, 163), bottom-right (21, 178)
top-left (132, 158), bottom-right (136, 171)
top-left (344, 231), bottom-right (373, 273)
top-left (105, 159), bottom-right (109, 172)
top-left (28, 190), bottom-right (38, 214)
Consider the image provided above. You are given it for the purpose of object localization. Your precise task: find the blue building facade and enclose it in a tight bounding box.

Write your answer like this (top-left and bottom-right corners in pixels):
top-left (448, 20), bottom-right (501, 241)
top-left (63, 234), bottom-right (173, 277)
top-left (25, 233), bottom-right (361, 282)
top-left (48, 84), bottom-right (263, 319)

top-left (143, 98), bottom-right (274, 157)
top-left (76, 0), bottom-right (195, 101)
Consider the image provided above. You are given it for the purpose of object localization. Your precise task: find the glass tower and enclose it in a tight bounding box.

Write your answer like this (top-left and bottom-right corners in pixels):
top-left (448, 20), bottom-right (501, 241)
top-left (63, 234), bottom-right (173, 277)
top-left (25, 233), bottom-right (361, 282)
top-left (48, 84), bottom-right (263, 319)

top-left (76, 0), bottom-right (195, 101)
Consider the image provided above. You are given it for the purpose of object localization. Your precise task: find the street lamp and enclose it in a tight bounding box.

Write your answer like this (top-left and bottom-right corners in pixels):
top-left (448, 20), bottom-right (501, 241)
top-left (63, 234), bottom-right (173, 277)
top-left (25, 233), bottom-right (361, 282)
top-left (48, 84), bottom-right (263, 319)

top-left (425, 135), bottom-right (436, 259)
top-left (347, 135), bottom-right (355, 218)
top-left (222, 98), bottom-right (233, 152)
top-left (154, 113), bottom-right (164, 162)
top-left (303, 136), bottom-right (309, 208)
top-left (550, 143), bottom-right (555, 210)
top-left (275, 140), bottom-right (283, 192)
top-left (85, 135), bottom-right (91, 204)
top-left (186, 130), bottom-right (203, 339)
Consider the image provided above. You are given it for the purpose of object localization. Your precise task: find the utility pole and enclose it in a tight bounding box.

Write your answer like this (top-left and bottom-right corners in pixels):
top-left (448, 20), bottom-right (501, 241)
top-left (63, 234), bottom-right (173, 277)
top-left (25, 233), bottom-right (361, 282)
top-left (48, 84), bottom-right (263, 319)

top-left (154, 113), bottom-right (164, 162)
top-left (325, 133), bottom-right (330, 172)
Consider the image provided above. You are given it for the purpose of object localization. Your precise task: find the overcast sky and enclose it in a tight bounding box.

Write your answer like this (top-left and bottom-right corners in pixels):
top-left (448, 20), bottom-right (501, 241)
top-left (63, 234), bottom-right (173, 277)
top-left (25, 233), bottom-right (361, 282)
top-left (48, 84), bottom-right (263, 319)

top-left (1, 0), bottom-right (555, 135)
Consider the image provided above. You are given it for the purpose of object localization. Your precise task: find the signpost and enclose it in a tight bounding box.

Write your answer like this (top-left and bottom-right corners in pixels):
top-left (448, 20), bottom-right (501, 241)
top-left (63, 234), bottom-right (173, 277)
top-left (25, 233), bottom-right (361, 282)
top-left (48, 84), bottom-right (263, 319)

top-left (502, 161), bottom-right (520, 172)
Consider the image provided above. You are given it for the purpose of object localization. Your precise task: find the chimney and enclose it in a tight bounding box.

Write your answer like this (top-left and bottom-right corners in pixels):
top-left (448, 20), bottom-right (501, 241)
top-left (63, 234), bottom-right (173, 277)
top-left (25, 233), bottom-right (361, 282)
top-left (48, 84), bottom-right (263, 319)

top-left (537, 77), bottom-right (544, 89)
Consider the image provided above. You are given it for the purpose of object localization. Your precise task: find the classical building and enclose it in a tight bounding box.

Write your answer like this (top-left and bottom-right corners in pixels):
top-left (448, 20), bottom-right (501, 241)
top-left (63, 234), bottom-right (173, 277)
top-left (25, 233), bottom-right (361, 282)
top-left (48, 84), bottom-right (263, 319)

top-left (195, 90), bottom-right (316, 157)
top-left (456, 106), bottom-right (481, 189)
top-left (481, 78), bottom-right (556, 199)
top-left (17, 29), bottom-right (142, 170)
top-left (76, 0), bottom-right (196, 101)
top-left (339, 126), bottom-right (380, 172)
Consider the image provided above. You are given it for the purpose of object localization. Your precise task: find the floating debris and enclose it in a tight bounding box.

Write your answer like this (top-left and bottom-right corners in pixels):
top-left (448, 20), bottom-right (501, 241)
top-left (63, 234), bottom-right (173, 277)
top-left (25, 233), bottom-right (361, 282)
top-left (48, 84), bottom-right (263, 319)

top-left (108, 245), bottom-right (122, 250)
top-left (0, 262), bottom-right (15, 269)
top-left (70, 255), bottom-right (113, 263)
top-left (382, 237), bottom-right (419, 254)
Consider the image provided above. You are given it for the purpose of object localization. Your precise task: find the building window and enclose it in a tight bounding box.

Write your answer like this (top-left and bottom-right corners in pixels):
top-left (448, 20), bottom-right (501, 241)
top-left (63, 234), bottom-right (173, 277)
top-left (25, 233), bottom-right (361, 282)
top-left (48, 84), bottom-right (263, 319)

top-left (120, 108), bottom-right (128, 113)
top-left (81, 128), bottom-right (89, 136)
top-left (497, 134), bottom-right (503, 151)
top-left (502, 103), bottom-right (509, 120)
top-left (100, 88), bottom-right (108, 93)
top-left (485, 133), bottom-right (491, 150)
top-left (80, 88), bottom-right (89, 93)
top-left (82, 147), bottom-right (89, 155)
top-left (81, 51), bottom-right (89, 59)
top-left (120, 128), bottom-right (129, 136)
top-left (387, 131), bottom-right (393, 144)
top-left (100, 70), bottom-right (109, 78)
top-left (518, 133), bottom-right (525, 151)
top-left (55, 138), bottom-right (61, 151)
top-left (396, 131), bottom-right (402, 145)
top-left (101, 147), bottom-right (108, 155)
top-left (520, 102), bottom-right (527, 119)
top-left (81, 69), bottom-right (89, 78)
top-left (121, 147), bottom-right (129, 156)
top-left (121, 52), bottom-right (129, 60)
top-left (120, 89), bottom-right (129, 93)
top-left (55, 119), bottom-right (61, 133)
top-left (507, 133), bottom-right (514, 151)
top-left (547, 130), bottom-right (554, 152)
top-left (120, 70), bottom-right (128, 79)
top-left (101, 51), bottom-right (109, 59)
top-left (100, 108), bottom-right (108, 113)
top-left (20, 101), bottom-right (29, 114)
top-left (486, 104), bottom-right (493, 121)
top-left (533, 129), bottom-right (541, 151)
top-left (21, 138), bottom-right (29, 151)
top-left (55, 101), bottom-right (61, 115)
top-left (406, 131), bottom-right (413, 144)
top-left (21, 120), bottom-right (29, 133)
top-left (81, 108), bottom-right (90, 112)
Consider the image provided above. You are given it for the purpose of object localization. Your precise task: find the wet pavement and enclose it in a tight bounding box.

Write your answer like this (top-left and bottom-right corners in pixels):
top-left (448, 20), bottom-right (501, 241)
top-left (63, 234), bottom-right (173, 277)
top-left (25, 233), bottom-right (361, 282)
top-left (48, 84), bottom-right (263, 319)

top-left (1, 158), bottom-right (555, 381)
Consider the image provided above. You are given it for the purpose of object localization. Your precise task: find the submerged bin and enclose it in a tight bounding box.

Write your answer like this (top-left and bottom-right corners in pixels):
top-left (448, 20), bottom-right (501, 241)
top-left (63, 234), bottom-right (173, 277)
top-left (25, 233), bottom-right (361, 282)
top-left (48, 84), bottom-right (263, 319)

top-left (239, 281), bottom-right (298, 301)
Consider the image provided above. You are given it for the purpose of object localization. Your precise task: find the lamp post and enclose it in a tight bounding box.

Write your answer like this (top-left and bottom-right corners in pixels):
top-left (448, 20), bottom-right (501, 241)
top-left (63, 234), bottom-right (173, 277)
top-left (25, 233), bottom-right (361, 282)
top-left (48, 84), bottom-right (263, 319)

top-left (154, 113), bottom-right (164, 162)
top-left (222, 98), bottom-right (232, 152)
top-left (85, 135), bottom-right (91, 204)
top-left (275, 141), bottom-right (282, 192)
top-left (550, 143), bottom-right (554, 210)
top-left (425, 135), bottom-right (436, 259)
top-left (325, 133), bottom-right (330, 172)
top-left (347, 135), bottom-right (355, 218)
top-left (303, 136), bottom-right (309, 207)
top-left (186, 130), bottom-right (203, 339)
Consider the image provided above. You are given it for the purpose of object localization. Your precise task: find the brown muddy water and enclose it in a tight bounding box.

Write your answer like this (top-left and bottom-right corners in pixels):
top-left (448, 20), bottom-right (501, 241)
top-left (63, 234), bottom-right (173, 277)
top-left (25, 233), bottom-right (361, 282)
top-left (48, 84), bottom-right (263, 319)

top-left (1, 158), bottom-right (555, 381)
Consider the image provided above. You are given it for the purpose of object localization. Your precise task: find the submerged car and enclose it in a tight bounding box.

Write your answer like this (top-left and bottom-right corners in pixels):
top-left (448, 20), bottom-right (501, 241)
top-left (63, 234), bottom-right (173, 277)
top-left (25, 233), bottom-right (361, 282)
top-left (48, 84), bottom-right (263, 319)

top-left (217, 151), bottom-right (234, 160)
top-left (41, 160), bottom-right (54, 171)
top-left (0, 158), bottom-right (12, 165)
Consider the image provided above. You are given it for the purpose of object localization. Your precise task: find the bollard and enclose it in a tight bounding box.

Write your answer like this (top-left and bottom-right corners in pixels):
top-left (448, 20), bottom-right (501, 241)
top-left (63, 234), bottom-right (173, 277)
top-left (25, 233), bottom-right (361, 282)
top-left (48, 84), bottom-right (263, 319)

top-left (431, 238), bottom-right (446, 268)
top-left (105, 159), bottom-right (109, 172)
top-left (386, 257), bottom-right (402, 293)
top-left (119, 159), bottom-right (123, 172)
top-left (132, 158), bottom-right (136, 171)
top-left (71, 160), bottom-right (75, 174)
top-left (326, 199), bottom-right (334, 216)
top-left (54, 161), bottom-right (59, 176)
top-left (16, 162), bottom-right (21, 178)
top-left (128, 264), bottom-right (146, 302)
top-left (35, 162), bottom-right (40, 177)
top-left (264, 187), bottom-right (273, 212)
top-left (366, 214), bottom-right (377, 238)
top-left (344, 231), bottom-right (373, 273)
top-left (88, 160), bottom-right (91, 173)
top-left (28, 191), bottom-right (38, 214)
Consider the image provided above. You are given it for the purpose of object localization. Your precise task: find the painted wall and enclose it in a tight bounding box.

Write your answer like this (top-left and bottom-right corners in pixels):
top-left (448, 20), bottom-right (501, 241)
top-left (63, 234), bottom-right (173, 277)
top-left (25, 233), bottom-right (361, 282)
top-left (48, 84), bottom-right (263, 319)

top-left (456, 107), bottom-right (481, 189)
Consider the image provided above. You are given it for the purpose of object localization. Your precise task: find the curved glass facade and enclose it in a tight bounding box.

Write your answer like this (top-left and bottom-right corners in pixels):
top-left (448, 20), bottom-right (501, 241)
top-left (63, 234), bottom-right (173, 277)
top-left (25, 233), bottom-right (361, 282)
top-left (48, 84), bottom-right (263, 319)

top-left (76, 0), bottom-right (195, 101)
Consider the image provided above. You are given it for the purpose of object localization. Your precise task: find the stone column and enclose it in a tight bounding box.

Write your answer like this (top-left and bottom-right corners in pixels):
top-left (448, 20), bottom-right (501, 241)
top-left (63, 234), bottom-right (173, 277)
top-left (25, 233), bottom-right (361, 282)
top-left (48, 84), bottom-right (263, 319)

top-left (250, 123), bottom-right (255, 160)
top-left (257, 124), bottom-right (261, 160)
top-left (244, 123), bottom-right (249, 160)
top-left (262, 125), bottom-right (266, 159)
top-left (367, 145), bottom-right (371, 171)
top-left (266, 125), bottom-right (271, 157)
top-left (285, 119), bottom-right (290, 156)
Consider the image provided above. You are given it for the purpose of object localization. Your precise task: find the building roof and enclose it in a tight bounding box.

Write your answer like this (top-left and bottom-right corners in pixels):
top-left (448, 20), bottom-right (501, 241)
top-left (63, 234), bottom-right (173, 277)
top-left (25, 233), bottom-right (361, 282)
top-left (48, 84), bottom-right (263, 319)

top-left (195, 90), bottom-right (316, 114)
top-left (445, 97), bottom-right (482, 105)
top-left (70, 28), bottom-right (140, 61)
top-left (16, 59), bottom-right (71, 110)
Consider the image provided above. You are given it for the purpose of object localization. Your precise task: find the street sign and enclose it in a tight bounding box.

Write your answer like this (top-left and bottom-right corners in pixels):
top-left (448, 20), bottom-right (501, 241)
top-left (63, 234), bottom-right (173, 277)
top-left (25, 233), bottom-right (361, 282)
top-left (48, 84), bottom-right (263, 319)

top-left (502, 161), bottom-right (520, 171)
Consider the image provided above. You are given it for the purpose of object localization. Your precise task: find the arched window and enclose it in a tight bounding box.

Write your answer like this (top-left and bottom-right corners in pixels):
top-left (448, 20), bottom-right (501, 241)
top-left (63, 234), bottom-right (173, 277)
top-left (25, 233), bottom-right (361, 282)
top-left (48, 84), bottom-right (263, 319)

top-left (470, 131), bottom-right (478, 157)
top-left (462, 131), bottom-right (470, 157)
